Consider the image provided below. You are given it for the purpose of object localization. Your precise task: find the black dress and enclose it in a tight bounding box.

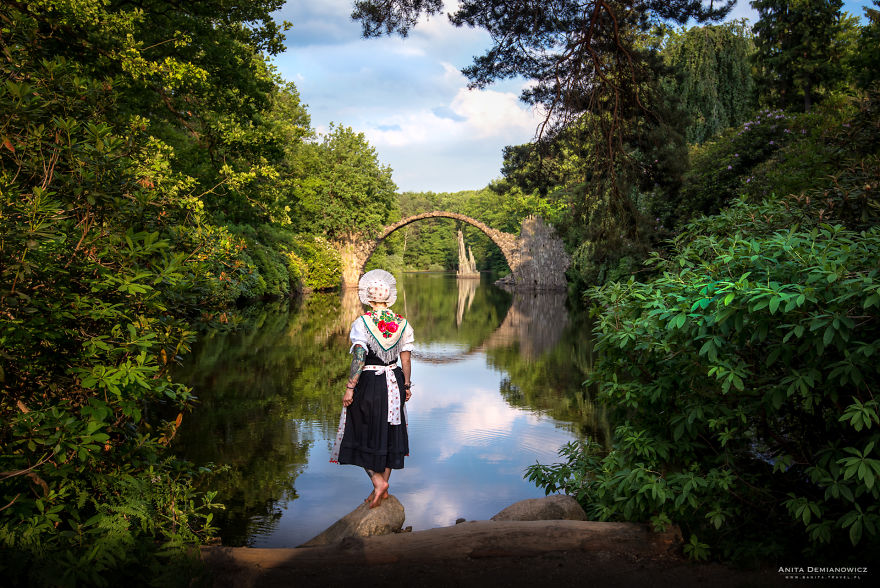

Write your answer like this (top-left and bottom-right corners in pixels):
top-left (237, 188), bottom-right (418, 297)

top-left (336, 348), bottom-right (409, 471)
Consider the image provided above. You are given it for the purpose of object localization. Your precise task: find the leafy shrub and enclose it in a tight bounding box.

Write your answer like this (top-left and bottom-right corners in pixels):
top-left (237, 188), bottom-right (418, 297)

top-left (569, 240), bottom-right (645, 290)
top-left (286, 250), bottom-right (308, 286)
top-left (528, 196), bottom-right (880, 562)
top-left (743, 92), bottom-right (878, 206)
top-left (291, 235), bottom-right (342, 290)
top-left (671, 88), bottom-right (879, 231)
top-left (672, 108), bottom-right (796, 227)
top-left (0, 10), bottom-right (224, 585)
top-left (365, 250), bottom-right (405, 274)
top-left (250, 241), bottom-right (289, 298)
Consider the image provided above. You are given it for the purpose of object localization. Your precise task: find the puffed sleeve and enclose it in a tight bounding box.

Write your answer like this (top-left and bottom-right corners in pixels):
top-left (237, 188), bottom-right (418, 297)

top-left (399, 322), bottom-right (415, 352)
top-left (349, 318), bottom-right (369, 353)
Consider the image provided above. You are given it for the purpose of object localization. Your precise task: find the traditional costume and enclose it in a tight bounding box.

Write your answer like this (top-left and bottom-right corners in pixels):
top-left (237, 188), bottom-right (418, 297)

top-left (330, 270), bottom-right (414, 471)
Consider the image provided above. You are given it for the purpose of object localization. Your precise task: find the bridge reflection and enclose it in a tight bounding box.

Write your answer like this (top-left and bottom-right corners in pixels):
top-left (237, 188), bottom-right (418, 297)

top-left (410, 277), bottom-right (569, 364)
top-left (329, 274), bottom-right (568, 364)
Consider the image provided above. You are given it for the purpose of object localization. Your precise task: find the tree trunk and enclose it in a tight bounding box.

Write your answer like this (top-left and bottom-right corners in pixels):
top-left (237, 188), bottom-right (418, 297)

top-left (804, 73), bottom-right (812, 112)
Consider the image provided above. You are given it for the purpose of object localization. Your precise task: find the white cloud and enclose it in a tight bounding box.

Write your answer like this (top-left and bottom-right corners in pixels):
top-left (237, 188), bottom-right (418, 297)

top-left (362, 83), bottom-right (539, 151)
top-left (271, 1), bottom-right (542, 191)
top-left (450, 87), bottom-right (539, 138)
top-left (401, 484), bottom-right (463, 526)
top-left (450, 395), bottom-right (527, 441)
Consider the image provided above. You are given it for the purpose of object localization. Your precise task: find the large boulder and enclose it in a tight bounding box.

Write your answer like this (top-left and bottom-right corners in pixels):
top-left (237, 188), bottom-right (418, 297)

top-left (299, 495), bottom-right (405, 547)
top-left (490, 495), bottom-right (586, 522)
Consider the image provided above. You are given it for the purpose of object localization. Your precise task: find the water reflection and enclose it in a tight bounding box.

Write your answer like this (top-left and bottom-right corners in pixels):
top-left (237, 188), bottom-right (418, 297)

top-left (456, 276), bottom-right (477, 326)
top-left (173, 274), bottom-right (608, 547)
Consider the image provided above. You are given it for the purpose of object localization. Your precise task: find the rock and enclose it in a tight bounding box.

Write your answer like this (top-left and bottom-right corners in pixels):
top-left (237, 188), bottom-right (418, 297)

top-left (299, 495), bottom-right (405, 547)
top-left (455, 518), bottom-right (466, 524)
top-left (490, 495), bottom-right (586, 522)
top-left (494, 273), bottom-right (516, 286)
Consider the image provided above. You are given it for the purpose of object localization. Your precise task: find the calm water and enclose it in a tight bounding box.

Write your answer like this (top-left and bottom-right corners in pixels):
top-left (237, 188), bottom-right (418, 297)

top-left (173, 273), bottom-right (608, 547)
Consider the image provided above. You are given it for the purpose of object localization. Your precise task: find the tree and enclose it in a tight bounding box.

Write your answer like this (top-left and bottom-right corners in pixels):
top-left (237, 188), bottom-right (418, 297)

top-left (848, 1), bottom-right (880, 90)
top-left (662, 21), bottom-right (757, 144)
top-left (0, 0), bottom-right (319, 581)
top-left (298, 125), bottom-right (397, 241)
top-left (752, 0), bottom-right (847, 112)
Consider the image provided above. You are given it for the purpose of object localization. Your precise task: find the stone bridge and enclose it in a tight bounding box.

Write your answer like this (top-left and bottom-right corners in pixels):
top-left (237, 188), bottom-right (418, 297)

top-left (336, 212), bottom-right (570, 289)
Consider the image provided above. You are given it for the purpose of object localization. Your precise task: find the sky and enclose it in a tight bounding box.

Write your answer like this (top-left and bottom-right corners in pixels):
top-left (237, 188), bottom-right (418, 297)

top-left (270, 1), bottom-right (873, 194)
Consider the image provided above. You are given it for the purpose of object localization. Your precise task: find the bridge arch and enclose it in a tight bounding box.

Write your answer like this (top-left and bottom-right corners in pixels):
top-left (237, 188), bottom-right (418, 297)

top-left (376, 211), bottom-right (518, 273)
top-left (336, 212), bottom-right (569, 290)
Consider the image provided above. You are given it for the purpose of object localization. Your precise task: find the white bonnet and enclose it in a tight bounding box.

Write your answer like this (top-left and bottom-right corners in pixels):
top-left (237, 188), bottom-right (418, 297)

top-left (358, 269), bottom-right (398, 307)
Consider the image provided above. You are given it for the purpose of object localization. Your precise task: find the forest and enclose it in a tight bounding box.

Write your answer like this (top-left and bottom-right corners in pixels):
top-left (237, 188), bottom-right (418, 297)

top-left (1, 0), bottom-right (879, 584)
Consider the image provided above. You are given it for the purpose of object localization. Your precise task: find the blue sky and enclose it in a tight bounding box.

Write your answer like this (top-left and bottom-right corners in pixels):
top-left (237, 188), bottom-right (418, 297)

top-left (270, 1), bottom-right (873, 193)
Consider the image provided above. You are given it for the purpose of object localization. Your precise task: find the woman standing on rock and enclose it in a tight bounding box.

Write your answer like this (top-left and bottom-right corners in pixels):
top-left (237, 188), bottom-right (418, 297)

top-left (330, 269), bottom-right (414, 508)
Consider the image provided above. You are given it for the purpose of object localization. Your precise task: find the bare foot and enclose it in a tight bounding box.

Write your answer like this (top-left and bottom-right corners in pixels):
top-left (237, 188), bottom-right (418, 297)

top-left (369, 477), bottom-right (389, 509)
top-left (364, 490), bottom-right (374, 503)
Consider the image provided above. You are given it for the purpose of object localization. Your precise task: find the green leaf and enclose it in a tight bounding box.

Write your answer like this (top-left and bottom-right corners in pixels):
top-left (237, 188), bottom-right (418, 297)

top-left (823, 325), bottom-right (835, 346)
top-left (849, 518), bottom-right (862, 545)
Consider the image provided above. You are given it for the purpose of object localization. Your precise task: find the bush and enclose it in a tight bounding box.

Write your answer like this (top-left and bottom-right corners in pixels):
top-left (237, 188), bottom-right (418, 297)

top-left (671, 108), bottom-right (796, 227)
top-left (364, 250), bottom-right (404, 274)
top-left (671, 89), bottom-right (879, 232)
top-left (742, 93), bottom-right (877, 206)
top-left (291, 235), bottom-right (342, 290)
top-left (528, 196), bottom-right (880, 562)
top-left (0, 12), bottom-right (223, 584)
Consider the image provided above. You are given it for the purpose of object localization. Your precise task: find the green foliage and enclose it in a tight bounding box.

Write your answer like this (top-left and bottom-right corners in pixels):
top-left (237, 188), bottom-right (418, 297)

top-left (528, 193), bottom-right (880, 561)
top-left (519, 2), bottom-right (880, 565)
top-left (847, 2), bottom-right (880, 90)
top-left (498, 74), bottom-right (689, 288)
top-left (298, 124), bottom-right (397, 241)
top-left (752, 0), bottom-right (851, 112)
top-left (671, 108), bottom-right (797, 226)
top-left (672, 89), bottom-right (879, 230)
top-left (562, 180), bottom-right (658, 291)
top-left (661, 21), bottom-right (757, 144)
top-left (290, 235), bottom-right (343, 291)
top-left (740, 94), bottom-right (877, 208)
top-left (0, 46), bottom-right (220, 588)
top-left (529, 84), bottom-right (880, 562)
top-left (0, 0), bottom-right (338, 583)
top-left (223, 224), bottom-right (342, 298)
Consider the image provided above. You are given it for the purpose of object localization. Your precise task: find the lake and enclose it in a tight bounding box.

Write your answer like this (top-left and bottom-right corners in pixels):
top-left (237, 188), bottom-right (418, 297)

top-left (173, 273), bottom-right (608, 547)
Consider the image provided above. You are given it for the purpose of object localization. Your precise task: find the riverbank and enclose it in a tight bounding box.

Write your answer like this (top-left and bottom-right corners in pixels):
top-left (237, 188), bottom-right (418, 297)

top-left (201, 519), bottom-right (788, 588)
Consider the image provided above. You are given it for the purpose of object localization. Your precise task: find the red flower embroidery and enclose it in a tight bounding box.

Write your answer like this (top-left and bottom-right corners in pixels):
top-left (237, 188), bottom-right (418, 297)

top-left (368, 309), bottom-right (403, 339)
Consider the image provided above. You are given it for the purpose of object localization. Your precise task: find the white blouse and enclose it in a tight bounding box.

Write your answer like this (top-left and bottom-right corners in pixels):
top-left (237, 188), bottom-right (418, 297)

top-left (349, 317), bottom-right (415, 356)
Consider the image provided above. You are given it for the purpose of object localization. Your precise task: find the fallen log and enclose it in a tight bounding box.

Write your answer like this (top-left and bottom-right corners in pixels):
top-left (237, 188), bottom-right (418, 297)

top-left (201, 521), bottom-right (794, 588)
top-left (203, 519), bottom-right (681, 570)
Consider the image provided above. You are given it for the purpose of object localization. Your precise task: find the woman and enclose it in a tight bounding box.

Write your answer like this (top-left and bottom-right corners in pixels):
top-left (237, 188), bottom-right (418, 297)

top-left (330, 269), bottom-right (414, 508)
